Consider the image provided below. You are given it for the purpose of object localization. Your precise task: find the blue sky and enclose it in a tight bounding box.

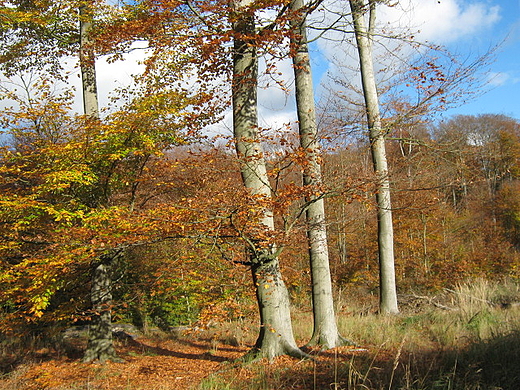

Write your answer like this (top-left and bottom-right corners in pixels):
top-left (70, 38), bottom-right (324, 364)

top-left (254, 0), bottom-right (520, 132)
top-left (442, 0), bottom-right (520, 120)
top-left (310, 0), bottom-right (520, 122)
top-left (1, 0), bottom-right (518, 139)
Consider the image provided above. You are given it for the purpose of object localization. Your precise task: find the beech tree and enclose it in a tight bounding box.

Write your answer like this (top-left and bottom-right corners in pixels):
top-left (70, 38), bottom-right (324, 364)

top-left (314, 0), bottom-right (496, 313)
top-left (78, 1), bottom-right (122, 363)
top-left (0, 0), bottom-right (201, 359)
top-left (231, 0), bottom-right (307, 360)
top-left (81, 0), bottom-right (309, 359)
top-left (289, 0), bottom-right (347, 347)
top-left (348, 0), bottom-right (398, 314)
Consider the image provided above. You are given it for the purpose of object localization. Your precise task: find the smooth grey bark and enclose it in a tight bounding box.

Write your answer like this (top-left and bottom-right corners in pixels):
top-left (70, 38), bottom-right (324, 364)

top-left (79, 4), bottom-right (121, 362)
top-left (82, 253), bottom-right (122, 363)
top-left (232, 0), bottom-right (306, 360)
top-left (290, 0), bottom-right (348, 348)
top-left (349, 0), bottom-right (398, 314)
top-left (79, 5), bottom-right (99, 118)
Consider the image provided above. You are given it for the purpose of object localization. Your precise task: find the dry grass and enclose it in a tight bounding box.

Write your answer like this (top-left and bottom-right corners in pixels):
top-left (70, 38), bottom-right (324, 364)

top-left (201, 278), bottom-right (520, 389)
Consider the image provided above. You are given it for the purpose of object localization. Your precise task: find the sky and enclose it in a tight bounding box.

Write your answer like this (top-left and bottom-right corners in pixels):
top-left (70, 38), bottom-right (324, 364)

top-left (241, 0), bottom-right (520, 132)
top-left (439, 0), bottom-right (520, 120)
top-left (387, 0), bottom-right (520, 121)
top-left (311, 0), bottom-right (520, 123)
top-left (1, 0), bottom-right (519, 139)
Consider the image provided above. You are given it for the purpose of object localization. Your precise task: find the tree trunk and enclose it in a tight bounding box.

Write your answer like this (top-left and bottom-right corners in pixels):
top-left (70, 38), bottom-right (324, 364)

top-left (79, 3), bottom-right (121, 362)
top-left (249, 260), bottom-right (306, 359)
top-left (290, 0), bottom-right (348, 348)
top-left (232, 0), bottom-right (306, 360)
top-left (350, 0), bottom-right (398, 314)
top-left (83, 252), bottom-right (123, 363)
top-left (79, 4), bottom-right (99, 118)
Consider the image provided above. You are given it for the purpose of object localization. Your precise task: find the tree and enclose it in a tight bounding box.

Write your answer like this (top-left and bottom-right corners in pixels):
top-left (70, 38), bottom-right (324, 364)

top-left (289, 0), bottom-right (347, 347)
top-left (0, 0), bottom-right (203, 360)
top-left (429, 115), bottom-right (520, 273)
top-left (231, 0), bottom-right (307, 360)
top-left (79, 2), bottom-right (99, 119)
top-left (0, 0), bottom-right (77, 78)
top-left (78, 1), bottom-right (123, 364)
top-left (349, 0), bottom-right (398, 314)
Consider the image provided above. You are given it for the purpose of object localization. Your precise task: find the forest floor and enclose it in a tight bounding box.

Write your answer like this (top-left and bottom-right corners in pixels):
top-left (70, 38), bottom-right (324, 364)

top-left (0, 332), bottom-right (247, 390)
top-left (2, 280), bottom-right (519, 389)
top-left (0, 330), bottom-right (371, 390)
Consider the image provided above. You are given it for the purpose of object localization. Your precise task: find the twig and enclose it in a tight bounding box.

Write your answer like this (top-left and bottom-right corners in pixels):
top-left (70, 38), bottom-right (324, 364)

top-left (410, 292), bottom-right (456, 311)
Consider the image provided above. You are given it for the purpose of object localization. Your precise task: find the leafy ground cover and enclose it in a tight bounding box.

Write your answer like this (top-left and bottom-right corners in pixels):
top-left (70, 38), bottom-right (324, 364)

top-left (0, 333), bottom-right (247, 390)
top-left (1, 279), bottom-right (519, 389)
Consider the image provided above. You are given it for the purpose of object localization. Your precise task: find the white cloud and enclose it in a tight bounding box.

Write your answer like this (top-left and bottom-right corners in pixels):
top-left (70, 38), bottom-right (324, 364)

top-left (97, 48), bottom-right (148, 104)
top-left (487, 71), bottom-right (510, 87)
top-left (9, 1), bottom-right (504, 138)
top-left (314, 0), bottom-right (503, 112)
top-left (95, 45), bottom-right (298, 135)
top-left (258, 56), bottom-right (297, 130)
top-left (317, 0), bottom-right (502, 62)
top-left (64, 44), bottom-right (148, 113)
top-left (381, 0), bottom-right (501, 44)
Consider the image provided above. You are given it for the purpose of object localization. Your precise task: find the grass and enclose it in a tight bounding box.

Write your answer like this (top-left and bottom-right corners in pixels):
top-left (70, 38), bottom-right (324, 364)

top-left (201, 278), bottom-right (520, 389)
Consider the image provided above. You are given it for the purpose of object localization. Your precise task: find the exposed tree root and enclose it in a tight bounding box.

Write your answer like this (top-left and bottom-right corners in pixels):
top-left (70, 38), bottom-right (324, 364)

top-left (238, 342), bottom-right (313, 363)
top-left (306, 333), bottom-right (358, 350)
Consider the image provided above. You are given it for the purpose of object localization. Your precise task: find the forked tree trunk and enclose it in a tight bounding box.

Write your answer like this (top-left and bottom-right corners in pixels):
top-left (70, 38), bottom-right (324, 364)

top-left (232, 0), bottom-right (306, 360)
top-left (350, 0), bottom-right (398, 314)
top-left (79, 3), bottom-right (121, 362)
top-left (290, 0), bottom-right (349, 348)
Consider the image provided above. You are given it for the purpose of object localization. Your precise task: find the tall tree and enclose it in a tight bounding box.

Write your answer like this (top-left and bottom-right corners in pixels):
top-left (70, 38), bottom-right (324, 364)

top-left (78, 1), bottom-right (122, 363)
top-left (231, 0), bottom-right (307, 360)
top-left (289, 0), bottom-right (347, 347)
top-left (349, 0), bottom-right (398, 314)
top-left (0, 0), bottom-right (121, 359)
top-left (0, 0), bottom-right (221, 349)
